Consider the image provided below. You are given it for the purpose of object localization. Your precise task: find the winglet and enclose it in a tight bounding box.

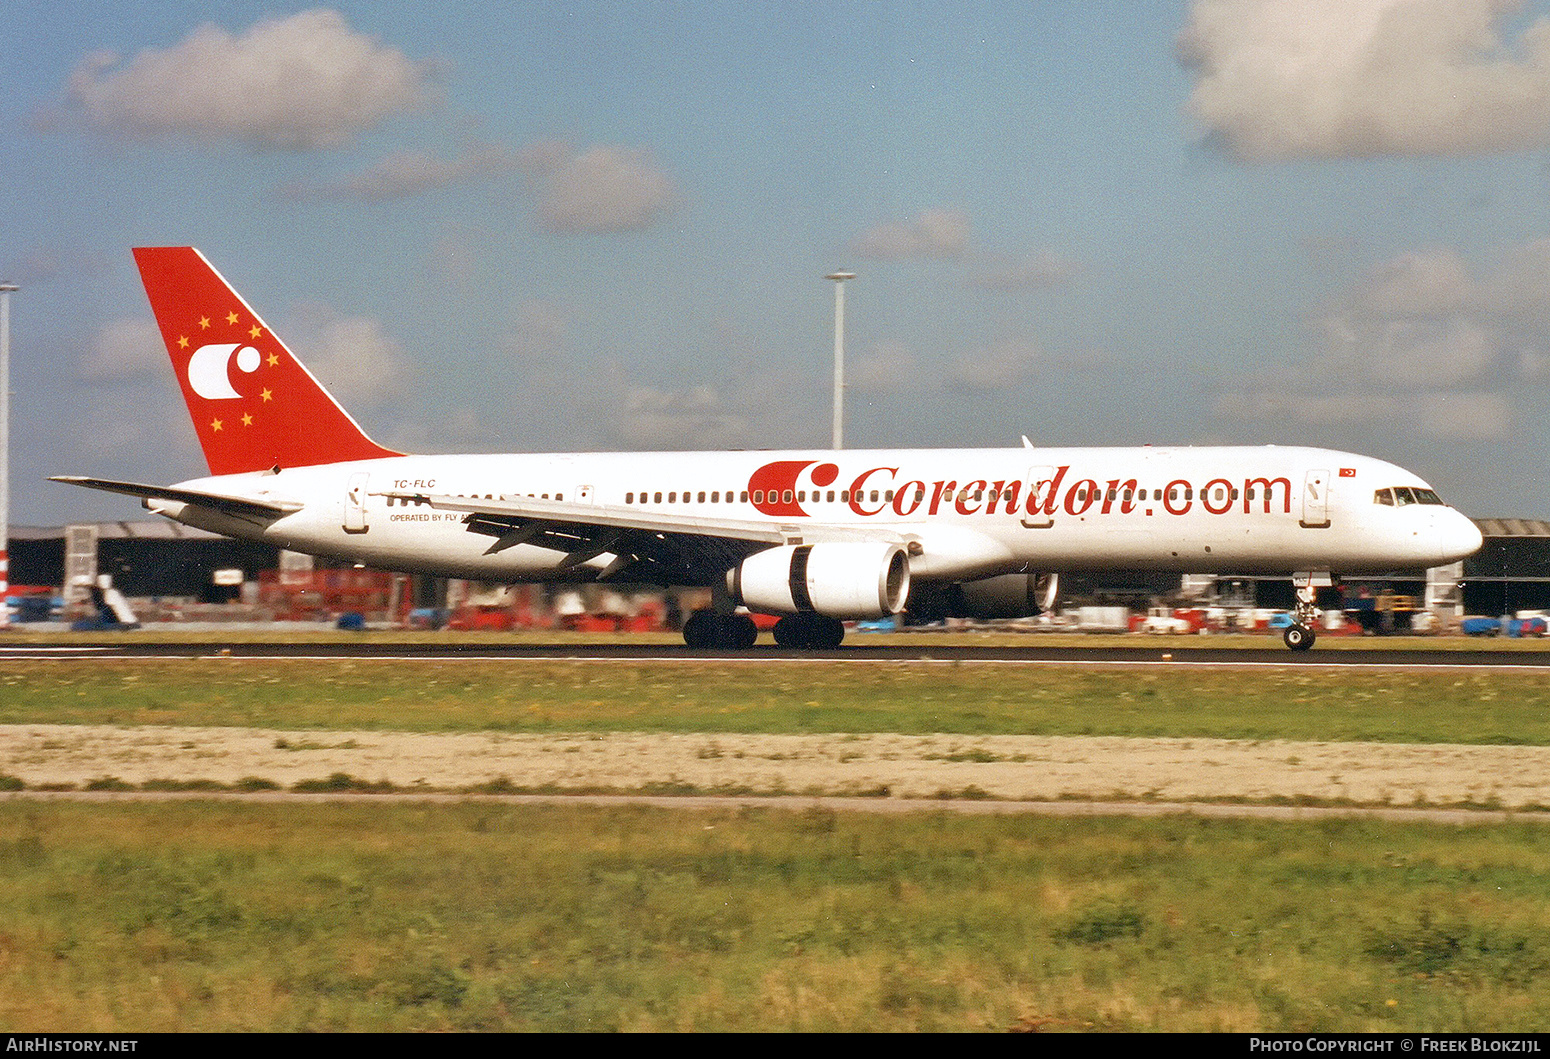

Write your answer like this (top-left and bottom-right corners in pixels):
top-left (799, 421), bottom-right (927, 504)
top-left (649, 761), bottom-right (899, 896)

top-left (132, 247), bottom-right (401, 476)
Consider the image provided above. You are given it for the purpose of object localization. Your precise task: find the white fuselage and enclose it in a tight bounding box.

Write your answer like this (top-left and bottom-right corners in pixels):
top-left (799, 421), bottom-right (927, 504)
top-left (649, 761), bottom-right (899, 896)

top-left (144, 444), bottom-right (1484, 585)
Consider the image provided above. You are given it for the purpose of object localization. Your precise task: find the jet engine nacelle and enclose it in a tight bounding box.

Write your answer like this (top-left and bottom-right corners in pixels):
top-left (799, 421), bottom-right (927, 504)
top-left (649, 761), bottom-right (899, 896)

top-left (731, 542), bottom-right (911, 620)
top-left (957, 572), bottom-right (1059, 619)
top-left (908, 572), bottom-right (1059, 622)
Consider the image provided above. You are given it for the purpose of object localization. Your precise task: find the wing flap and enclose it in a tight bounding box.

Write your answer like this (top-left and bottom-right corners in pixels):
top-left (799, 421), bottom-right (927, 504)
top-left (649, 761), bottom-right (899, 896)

top-left (387, 491), bottom-right (902, 545)
top-left (384, 490), bottom-right (903, 584)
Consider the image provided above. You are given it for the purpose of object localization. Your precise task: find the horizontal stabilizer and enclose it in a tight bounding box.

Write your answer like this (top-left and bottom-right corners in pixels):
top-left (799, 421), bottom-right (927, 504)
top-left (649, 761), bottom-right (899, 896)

top-left (49, 476), bottom-right (303, 520)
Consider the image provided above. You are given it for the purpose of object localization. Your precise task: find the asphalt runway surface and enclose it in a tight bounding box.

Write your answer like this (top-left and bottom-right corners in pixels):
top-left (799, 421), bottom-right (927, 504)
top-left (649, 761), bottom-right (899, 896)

top-left (3, 638), bottom-right (1548, 667)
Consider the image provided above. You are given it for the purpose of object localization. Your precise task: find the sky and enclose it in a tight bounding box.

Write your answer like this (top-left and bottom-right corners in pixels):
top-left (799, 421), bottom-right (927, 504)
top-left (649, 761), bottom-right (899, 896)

top-left (9, 0), bottom-right (1550, 525)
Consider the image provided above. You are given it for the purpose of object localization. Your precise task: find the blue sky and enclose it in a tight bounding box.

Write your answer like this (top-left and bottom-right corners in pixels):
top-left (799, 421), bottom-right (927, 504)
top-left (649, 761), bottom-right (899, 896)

top-left (8, 0), bottom-right (1550, 524)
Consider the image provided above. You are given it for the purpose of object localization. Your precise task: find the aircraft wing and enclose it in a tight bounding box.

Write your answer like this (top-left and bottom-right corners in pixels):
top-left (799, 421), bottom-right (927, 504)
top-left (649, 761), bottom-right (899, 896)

top-left (50, 476), bottom-right (304, 522)
top-left (383, 489), bottom-right (906, 584)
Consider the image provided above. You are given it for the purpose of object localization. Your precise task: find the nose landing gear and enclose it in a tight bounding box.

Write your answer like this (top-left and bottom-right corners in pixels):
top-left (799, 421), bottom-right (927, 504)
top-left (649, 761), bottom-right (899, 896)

top-left (1282, 623), bottom-right (1315, 651)
top-left (1283, 571), bottom-right (1331, 651)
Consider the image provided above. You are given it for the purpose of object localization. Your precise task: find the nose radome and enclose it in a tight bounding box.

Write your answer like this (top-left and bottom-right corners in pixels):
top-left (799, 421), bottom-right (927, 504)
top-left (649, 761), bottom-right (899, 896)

top-left (1439, 512), bottom-right (1483, 563)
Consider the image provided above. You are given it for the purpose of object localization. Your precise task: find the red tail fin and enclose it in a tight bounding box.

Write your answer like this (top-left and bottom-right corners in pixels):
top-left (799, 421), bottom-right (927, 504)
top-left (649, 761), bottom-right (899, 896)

top-left (133, 247), bottom-right (401, 476)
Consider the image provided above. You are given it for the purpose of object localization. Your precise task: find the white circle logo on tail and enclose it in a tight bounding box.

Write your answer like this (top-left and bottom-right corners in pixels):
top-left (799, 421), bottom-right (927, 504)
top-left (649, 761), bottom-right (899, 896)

top-left (188, 343), bottom-right (262, 400)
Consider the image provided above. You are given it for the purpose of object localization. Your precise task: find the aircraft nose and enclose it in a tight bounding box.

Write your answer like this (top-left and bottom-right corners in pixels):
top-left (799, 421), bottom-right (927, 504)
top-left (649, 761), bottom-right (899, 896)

top-left (1436, 511), bottom-right (1483, 563)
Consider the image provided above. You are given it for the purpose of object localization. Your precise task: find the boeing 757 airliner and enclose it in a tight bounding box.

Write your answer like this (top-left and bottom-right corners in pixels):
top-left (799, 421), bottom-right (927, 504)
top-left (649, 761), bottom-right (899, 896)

top-left (52, 248), bottom-right (1483, 650)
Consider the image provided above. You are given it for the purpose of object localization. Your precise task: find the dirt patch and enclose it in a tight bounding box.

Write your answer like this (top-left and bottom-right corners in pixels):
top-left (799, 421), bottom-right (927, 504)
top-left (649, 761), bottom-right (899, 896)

top-left (3, 725), bottom-right (1549, 807)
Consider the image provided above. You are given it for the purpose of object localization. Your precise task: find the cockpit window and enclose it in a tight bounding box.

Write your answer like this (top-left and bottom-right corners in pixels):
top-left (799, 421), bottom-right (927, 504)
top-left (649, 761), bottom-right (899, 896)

top-left (1377, 485), bottom-right (1447, 507)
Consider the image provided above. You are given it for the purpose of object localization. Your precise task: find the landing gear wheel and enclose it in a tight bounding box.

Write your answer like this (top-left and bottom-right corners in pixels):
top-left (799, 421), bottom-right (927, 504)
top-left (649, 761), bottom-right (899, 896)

top-left (772, 614), bottom-right (846, 650)
top-left (1282, 624), bottom-right (1316, 651)
top-left (682, 610), bottom-right (759, 650)
top-left (682, 609), bottom-right (718, 649)
top-left (723, 613), bottom-right (758, 650)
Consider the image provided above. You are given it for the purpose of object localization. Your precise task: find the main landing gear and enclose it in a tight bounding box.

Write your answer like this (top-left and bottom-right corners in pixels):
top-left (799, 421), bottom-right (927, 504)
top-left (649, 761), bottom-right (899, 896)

top-left (680, 610), bottom-right (846, 650)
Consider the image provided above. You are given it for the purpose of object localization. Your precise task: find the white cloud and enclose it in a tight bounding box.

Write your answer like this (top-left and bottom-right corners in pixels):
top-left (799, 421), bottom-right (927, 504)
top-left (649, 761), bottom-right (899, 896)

top-left (1310, 242), bottom-right (1550, 391)
top-left (613, 385), bottom-right (749, 449)
top-left (521, 144), bottom-right (676, 234)
top-left (1214, 389), bottom-right (1513, 442)
top-left (286, 309), bottom-right (413, 407)
top-left (1179, 0), bottom-right (1550, 160)
top-left (78, 318), bottom-right (164, 381)
top-left (948, 339), bottom-right (1042, 392)
top-left (1212, 236), bottom-right (1550, 442)
top-left (850, 341), bottom-right (923, 394)
top-left (1416, 391), bottom-right (1514, 441)
top-left (66, 8), bottom-right (434, 150)
top-left (968, 251), bottom-right (1083, 291)
top-left (285, 144), bottom-right (516, 200)
top-left (852, 208), bottom-right (970, 260)
top-left (505, 300), bottom-right (569, 360)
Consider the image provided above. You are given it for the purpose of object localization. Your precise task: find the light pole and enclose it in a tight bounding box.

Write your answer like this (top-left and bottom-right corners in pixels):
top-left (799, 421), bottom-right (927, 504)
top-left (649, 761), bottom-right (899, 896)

top-left (0, 283), bottom-right (14, 630)
top-left (825, 271), bottom-right (854, 450)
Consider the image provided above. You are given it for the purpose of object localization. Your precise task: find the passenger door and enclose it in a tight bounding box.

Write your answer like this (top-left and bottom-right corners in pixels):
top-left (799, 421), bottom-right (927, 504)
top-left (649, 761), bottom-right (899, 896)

top-left (344, 471), bottom-right (370, 534)
top-left (1019, 465), bottom-right (1058, 529)
top-left (1300, 469), bottom-right (1330, 529)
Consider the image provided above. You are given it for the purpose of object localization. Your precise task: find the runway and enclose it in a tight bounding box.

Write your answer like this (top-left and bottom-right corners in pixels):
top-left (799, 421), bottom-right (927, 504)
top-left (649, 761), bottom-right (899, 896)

top-left (3, 637), bottom-right (1548, 667)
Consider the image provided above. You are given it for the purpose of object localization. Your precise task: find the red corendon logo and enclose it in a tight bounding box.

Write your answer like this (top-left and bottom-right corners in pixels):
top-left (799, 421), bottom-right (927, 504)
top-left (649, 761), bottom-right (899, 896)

top-left (748, 460), bottom-right (839, 517)
top-left (746, 461), bottom-right (1297, 519)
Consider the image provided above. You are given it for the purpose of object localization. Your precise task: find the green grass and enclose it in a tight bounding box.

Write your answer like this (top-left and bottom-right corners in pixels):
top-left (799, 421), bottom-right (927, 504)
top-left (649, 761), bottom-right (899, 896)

top-left (4, 657), bottom-right (1550, 745)
top-left (2, 800), bottom-right (1548, 1032)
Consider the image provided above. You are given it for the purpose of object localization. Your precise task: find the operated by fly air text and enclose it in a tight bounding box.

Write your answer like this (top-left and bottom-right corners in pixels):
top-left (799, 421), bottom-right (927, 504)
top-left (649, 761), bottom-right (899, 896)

top-left (53, 248), bottom-right (1483, 650)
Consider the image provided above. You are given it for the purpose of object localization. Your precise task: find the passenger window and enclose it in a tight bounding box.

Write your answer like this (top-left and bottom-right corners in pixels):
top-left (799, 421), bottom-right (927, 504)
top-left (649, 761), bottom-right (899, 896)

top-left (625, 492), bottom-right (634, 504)
top-left (711, 491), bottom-right (719, 503)
top-left (669, 492), bottom-right (677, 503)
top-left (740, 491), bottom-right (748, 502)
top-left (783, 490), bottom-right (794, 503)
